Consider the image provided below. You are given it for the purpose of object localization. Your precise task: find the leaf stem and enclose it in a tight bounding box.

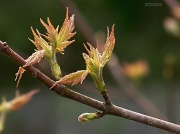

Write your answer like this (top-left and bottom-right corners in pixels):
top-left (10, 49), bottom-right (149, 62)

top-left (49, 51), bottom-right (62, 80)
top-left (100, 90), bottom-right (112, 106)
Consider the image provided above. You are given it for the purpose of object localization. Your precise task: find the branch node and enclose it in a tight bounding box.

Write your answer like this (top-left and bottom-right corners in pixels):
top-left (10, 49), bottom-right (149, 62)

top-left (95, 111), bottom-right (106, 118)
top-left (101, 90), bottom-right (112, 106)
top-left (31, 70), bottom-right (38, 78)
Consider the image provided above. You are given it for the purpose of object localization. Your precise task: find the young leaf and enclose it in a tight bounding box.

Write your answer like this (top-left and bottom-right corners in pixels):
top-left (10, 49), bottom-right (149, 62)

top-left (101, 24), bottom-right (115, 67)
top-left (82, 25), bottom-right (115, 92)
top-left (40, 17), bottom-right (58, 44)
top-left (15, 50), bottom-right (45, 88)
top-left (39, 8), bottom-right (76, 54)
top-left (51, 70), bottom-right (88, 88)
top-left (0, 89), bottom-right (39, 112)
top-left (83, 43), bottom-right (101, 76)
top-left (56, 8), bottom-right (76, 54)
top-left (23, 50), bottom-right (45, 67)
top-left (15, 67), bottom-right (25, 88)
top-left (8, 89), bottom-right (39, 111)
top-left (29, 28), bottom-right (51, 55)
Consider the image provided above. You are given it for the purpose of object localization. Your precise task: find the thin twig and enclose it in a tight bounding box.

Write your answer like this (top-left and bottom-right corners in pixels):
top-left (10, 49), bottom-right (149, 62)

top-left (59, 0), bottom-right (167, 120)
top-left (0, 41), bottom-right (180, 133)
top-left (100, 90), bottom-right (112, 106)
top-left (108, 54), bottom-right (168, 120)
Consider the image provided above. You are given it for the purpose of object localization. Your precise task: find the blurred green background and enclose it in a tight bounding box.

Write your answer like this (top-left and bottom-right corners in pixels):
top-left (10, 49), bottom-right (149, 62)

top-left (0, 0), bottom-right (180, 134)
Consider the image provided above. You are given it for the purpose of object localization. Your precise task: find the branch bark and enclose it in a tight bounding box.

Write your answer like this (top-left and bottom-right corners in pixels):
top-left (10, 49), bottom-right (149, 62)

top-left (0, 41), bottom-right (180, 133)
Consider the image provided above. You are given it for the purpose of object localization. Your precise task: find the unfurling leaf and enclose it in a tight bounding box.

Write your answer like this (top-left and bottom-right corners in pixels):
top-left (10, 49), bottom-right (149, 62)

top-left (8, 89), bottom-right (39, 111)
top-left (15, 67), bottom-right (25, 88)
top-left (82, 24), bottom-right (115, 74)
top-left (40, 17), bottom-right (58, 44)
top-left (82, 25), bottom-right (115, 92)
top-left (15, 50), bottom-right (45, 88)
top-left (56, 8), bottom-right (76, 54)
top-left (15, 8), bottom-right (76, 83)
top-left (26, 8), bottom-right (76, 80)
top-left (29, 28), bottom-right (51, 56)
top-left (51, 70), bottom-right (88, 89)
top-left (101, 24), bottom-right (115, 66)
top-left (23, 50), bottom-right (45, 67)
top-left (58, 70), bottom-right (88, 85)
top-left (0, 89), bottom-right (39, 112)
top-left (38, 8), bottom-right (76, 54)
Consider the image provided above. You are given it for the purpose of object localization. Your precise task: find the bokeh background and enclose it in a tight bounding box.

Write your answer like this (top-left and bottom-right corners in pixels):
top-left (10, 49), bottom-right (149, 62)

top-left (0, 0), bottom-right (180, 134)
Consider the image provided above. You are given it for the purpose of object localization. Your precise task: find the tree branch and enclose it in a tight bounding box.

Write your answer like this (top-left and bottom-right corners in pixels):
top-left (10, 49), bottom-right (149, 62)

top-left (59, 0), bottom-right (168, 120)
top-left (0, 41), bottom-right (180, 133)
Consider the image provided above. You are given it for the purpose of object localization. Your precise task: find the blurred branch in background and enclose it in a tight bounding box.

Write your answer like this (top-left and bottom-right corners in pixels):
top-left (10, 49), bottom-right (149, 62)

top-left (59, 0), bottom-right (96, 45)
top-left (59, 0), bottom-right (167, 120)
top-left (77, 81), bottom-right (126, 100)
top-left (164, 0), bottom-right (179, 8)
top-left (164, 0), bottom-right (180, 20)
top-left (108, 55), bottom-right (166, 118)
top-left (163, 54), bottom-right (177, 123)
top-left (164, 0), bottom-right (180, 124)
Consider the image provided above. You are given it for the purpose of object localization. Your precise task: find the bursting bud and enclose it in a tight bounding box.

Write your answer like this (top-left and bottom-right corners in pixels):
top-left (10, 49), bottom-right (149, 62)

top-left (52, 25), bottom-right (115, 94)
top-left (82, 25), bottom-right (115, 92)
top-left (15, 8), bottom-right (76, 87)
top-left (78, 112), bottom-right (101, 123)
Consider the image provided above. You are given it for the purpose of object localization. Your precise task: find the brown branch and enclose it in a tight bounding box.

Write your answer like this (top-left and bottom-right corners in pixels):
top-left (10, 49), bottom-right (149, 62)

top-left (0, 41), bottom-right (180, 133)
top-left (59, 0), bottom-right (167, 120)
top-left (100, 90), bottom-right (112, 106)
top-left (108, 54), bottom-right (168, 120)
